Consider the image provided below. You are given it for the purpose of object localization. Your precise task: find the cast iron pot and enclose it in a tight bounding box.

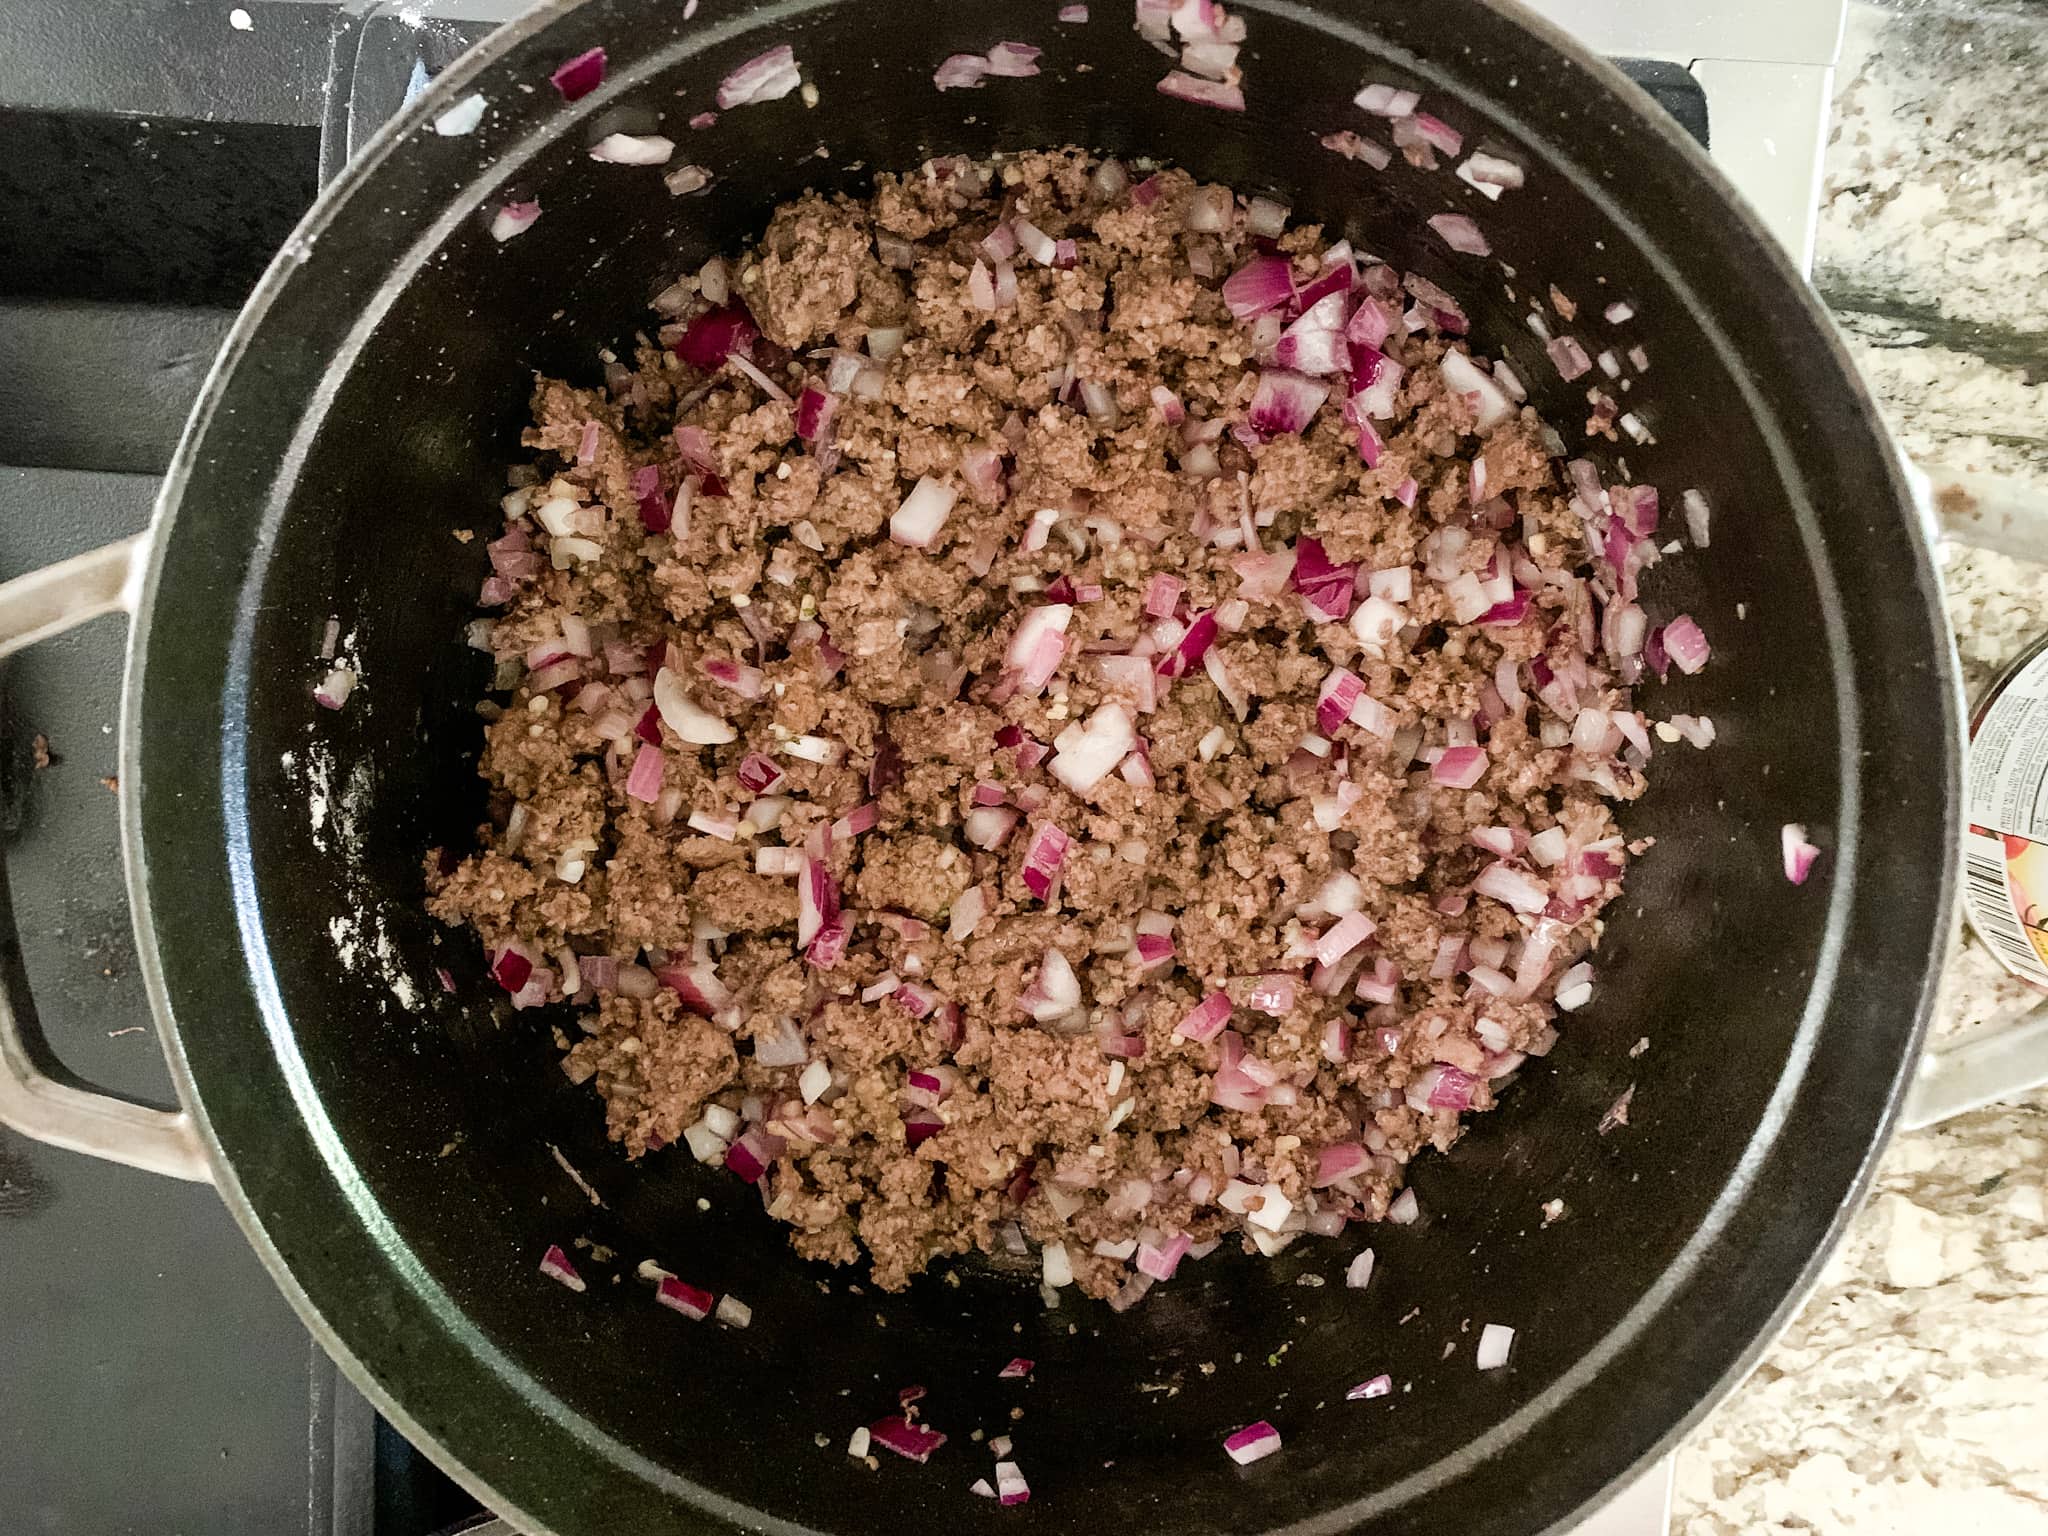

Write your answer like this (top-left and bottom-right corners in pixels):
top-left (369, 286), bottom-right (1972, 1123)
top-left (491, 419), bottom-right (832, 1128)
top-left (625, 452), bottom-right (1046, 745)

top-left (0, 0), bottom-right (1961, 1532)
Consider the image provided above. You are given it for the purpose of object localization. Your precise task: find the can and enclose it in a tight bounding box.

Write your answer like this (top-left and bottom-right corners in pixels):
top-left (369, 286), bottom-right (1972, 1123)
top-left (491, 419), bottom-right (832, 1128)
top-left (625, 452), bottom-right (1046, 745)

top-left (1965, 632), bottom-right (2048, 989)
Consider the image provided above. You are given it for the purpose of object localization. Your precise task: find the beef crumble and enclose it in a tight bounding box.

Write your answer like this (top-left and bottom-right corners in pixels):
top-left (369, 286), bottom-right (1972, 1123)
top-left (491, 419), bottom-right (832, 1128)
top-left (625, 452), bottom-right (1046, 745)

top-left (427, 148), bottom-right (1659, 1304)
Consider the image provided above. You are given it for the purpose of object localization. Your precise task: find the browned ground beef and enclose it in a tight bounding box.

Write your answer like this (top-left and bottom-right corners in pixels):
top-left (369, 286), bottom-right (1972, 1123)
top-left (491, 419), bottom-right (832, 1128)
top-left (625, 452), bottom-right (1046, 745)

top-left (426, 148), bottom-right (1652, 1304)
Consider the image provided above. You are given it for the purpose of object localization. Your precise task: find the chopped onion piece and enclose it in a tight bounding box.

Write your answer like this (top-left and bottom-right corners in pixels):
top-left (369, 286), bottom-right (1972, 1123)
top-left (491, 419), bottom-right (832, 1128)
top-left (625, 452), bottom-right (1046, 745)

top-left (656, 1277), bottom-right (715, 1320)
top-left (1663, 613), bottom-right (1711, 674)
top-left (1175, 991), bottom-right (1232, 1041)
top-left (1432, 745), bottom-right (1488, 789)
top-left (868, 1415), bottom-right (946, 1462)
top-left (1347, 1373), bottom-right (1394, 1401)
top-left (1428, 212), bottom-right (1490, 256)
top-left (538, 1244), bottom-right (586, 1291)
top-left (490, 200), bottom-right (540, 242)
top-left (653, 667), bottom-right (735, 744)
top-left (716, 44), bottom-right (801, 109)
top-left (589, 132), bottom-right (674, 165)
top-left (433, 93), bottom-right (487, 136)
top-left (1782, 823), bottom-right (1822, 885)
top-left (1457, 152), bottom-right (1525, 196)
top-left (1223, 1421), bottom-right (1282, 1465)
top-left (1049, 703), bottom-right (1136, 795)
top-left (1158, 70), bottom-right (1244, 110)
top-left (890, 476), bottom-right (958, 547)
top-left (1247, 370), bottom-right (1329, 436)
top-left (549, 47), bottom-right (606, 101)
top-left (1020, 822), bottom-right (1071, 900)
top-left (1476, 1322), bottom-right (1515, 1370)
top-left (1222, 255), bottom-right (1293, 320)
top-left (1354, 82), bottom-right (1419, 116)
top-left (996, 1460), bottom-right (1031, 1505)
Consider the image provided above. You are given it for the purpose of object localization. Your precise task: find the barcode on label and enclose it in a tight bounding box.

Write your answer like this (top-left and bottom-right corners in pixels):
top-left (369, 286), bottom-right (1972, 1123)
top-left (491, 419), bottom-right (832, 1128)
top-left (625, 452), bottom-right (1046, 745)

top-left (1964, 838), bottom-right (2048, 984)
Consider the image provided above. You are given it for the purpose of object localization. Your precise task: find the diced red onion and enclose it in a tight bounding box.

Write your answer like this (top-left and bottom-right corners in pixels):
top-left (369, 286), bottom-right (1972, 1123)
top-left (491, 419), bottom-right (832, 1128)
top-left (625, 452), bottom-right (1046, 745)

top-left (1314, 912), bottom-right (1375, 967)
top-left (1007, 603), bottom-right (1073, 693)
top-left (549, 47), bottom-right (606, 101)
top-left (832, 802), bottom-right (879, 840)
top-left (1428, 212), bottom-right (1490, 256)
top-left (890, 476), bottom-right (958, 548)
top-left (1547, 336), bottom-right (1593, 381)
top-left (1223, 1421), bottom-right (1282, 1466)
top-left (1248, 370), bottom-right (1330, 436)
top-left (1314, 1142), bottom-right (1369, 1187)
top-left (623, 742), bottom-right (664, 803)
top-left (538, 1244), bottom-right (586, 1291)
top-left (716, 44), bottom-right (801, 108)
top-left (985, 41), bottom-right (1043, 77)
top-left (656, 1277), bottom-right (715, 1319)
top-left (1158, 70), bottom-right (1244, 110)
top-left (1246, 974), bottom-right (1296, 1015)
top-left (1389, 1188), bottom-right (1420, 1224)
top-left (1222, 255), bottom-right (1294, 320)
top-left (1137, 1232), bottom-right (1192, 1280)
top-left (1458, 152), bottom-right (1525, 196)
top-left (1320, 130), bottom-right (1393, 170)
top-left (935, 53), bottom-right (991, 90)
top-left (1175, 991), bottom-right (1232, 1041)
top-left (1144, 572), bottom-right (1186, 618)
top-left (1473, 860), bottom-right (1548, 914)
top-left (1155, 609), bottom-right (1218, 679)
top-left (797, 857), bottom-right (839, 951)
top-left (1407, 112), bottom-right (1463, 155)
top-left (1020, 822), bottom-right (1070, 900)
top-left (868, 1415), bottom-right (947, 1463)
top-left (589, 132), bottom-right (674, 166)
top-left (1049, 703), bottom-right (1136, 794)
top-left (487, 198), bottom-right (542, 243)
top-left (993, 1460), bottom-right (1031, 1506)
top-left (1663, 614), bottom-right (1711, 674)
top-left (949, 884), bottom-right (989, 942)
top-left (1354, 82), bottom-right (1420, 116)
top-left (1347, 1373), bottom-right (1394, 1401)
top-left (1345, 1247), bottom-right (1376, 1288)
top-left (1782, 822), bottom-right (1821, 885)
top-left (675, 305), bottom-right (758, 368)
top-left (1432, 745), bottom-right (1488, 789)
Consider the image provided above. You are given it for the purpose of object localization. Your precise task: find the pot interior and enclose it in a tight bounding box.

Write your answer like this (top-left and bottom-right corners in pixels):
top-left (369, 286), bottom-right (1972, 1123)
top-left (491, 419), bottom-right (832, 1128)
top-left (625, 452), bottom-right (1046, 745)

top-left (132, 1), bottom-right (1955, 1533)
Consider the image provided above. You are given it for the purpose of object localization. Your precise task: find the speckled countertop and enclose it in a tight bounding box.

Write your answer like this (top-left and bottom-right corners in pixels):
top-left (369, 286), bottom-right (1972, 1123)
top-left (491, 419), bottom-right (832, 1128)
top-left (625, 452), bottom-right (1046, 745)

top-left (1672, 3), bottom-right (2048, 1530)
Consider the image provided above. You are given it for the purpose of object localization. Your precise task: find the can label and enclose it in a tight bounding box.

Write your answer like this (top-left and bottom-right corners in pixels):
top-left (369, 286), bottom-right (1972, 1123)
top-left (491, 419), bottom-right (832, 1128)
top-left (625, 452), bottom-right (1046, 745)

top-left (1966, 639), bottom-right (2048, 989)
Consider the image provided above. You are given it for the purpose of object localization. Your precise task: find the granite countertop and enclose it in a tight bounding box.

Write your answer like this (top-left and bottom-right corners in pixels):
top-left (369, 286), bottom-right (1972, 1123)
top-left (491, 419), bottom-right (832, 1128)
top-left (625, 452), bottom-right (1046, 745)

top-left (1672, 3), bottom-right (2048, 1529)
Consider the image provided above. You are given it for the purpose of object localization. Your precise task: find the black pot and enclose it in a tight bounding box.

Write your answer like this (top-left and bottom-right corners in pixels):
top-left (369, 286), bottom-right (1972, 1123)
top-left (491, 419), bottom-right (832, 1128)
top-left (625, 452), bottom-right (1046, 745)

top-left (0, 1), bottom-right (1959, 1533)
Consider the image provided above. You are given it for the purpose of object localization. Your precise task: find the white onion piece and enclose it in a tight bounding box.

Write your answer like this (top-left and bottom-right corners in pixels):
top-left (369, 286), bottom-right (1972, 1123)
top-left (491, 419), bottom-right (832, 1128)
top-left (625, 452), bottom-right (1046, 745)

top-left (716, 44), bottom-right (802, 108)
top-left (433, 93), bottom-right (487, 136)
top-left (653, 666), bottom-right (736, 744)
top-left (799, 1059), bottom-right (833, 1104)
top-left (589, 133), bottom-right (674, 166)
top-left (490, 200), bottom-right (540, 242)
top-left (889, 476), bottom-right (958, 547)
top-left (1476, 1322), bottom-right (1515, 1370)
top-left (1026, 948), bottom-right (1082, 1021)
top-left (1049, 703), bottom-right (1136, 794)
top-left (1438, 349), bottom-right (1515, 430)
top-left (1006, 603), bottom-right (1073, 693)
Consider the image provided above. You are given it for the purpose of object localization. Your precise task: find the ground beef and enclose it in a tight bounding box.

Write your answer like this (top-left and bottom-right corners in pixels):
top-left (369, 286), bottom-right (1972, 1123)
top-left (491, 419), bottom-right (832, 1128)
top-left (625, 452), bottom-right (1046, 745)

top-left (426, 148), bottom-right (1661, 1304)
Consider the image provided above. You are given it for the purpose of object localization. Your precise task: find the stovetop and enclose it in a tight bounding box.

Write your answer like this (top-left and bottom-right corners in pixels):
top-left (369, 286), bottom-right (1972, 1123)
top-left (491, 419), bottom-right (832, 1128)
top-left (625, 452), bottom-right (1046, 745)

top-left (0, 2), bottom-right (1836, 1532)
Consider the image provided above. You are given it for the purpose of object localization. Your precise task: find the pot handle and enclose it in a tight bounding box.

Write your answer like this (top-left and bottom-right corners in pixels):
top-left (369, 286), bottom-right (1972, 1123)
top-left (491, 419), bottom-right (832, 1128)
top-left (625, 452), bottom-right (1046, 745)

top-left (0, 534), bottom-right (214, 1183)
